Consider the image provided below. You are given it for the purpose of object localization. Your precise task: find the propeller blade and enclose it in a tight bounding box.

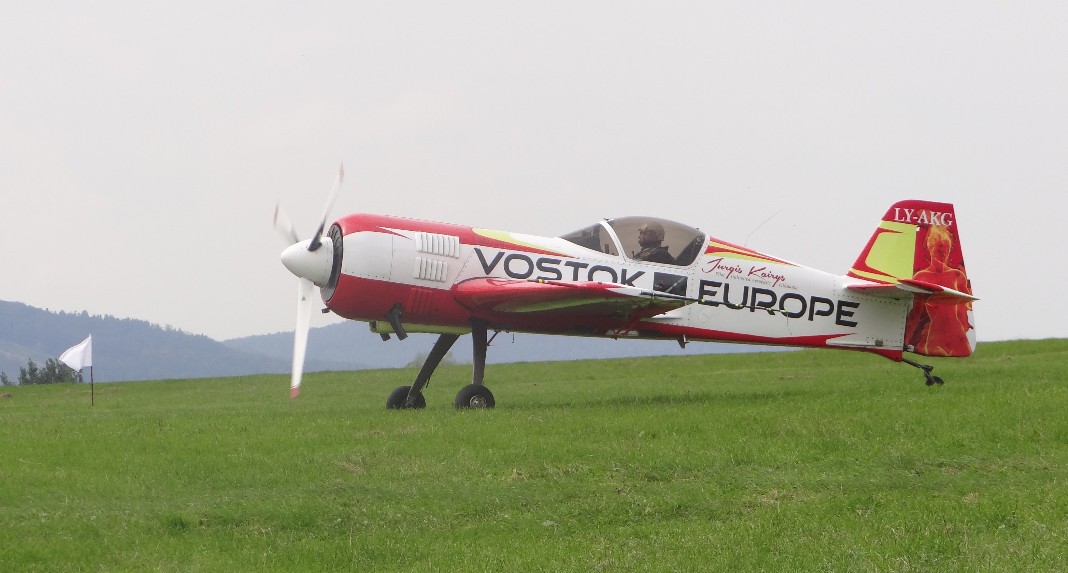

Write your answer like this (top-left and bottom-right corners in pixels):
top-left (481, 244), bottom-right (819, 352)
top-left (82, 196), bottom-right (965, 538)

top-left (290, 277), bottom-right (315, 399)
top-left (307, 163), bottom-right (345, 252)
top-left (274, 204), bottom-right (300, 245)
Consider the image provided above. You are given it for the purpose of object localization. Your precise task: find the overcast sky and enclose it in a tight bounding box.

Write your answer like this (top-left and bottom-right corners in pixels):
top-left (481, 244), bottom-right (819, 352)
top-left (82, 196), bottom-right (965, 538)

top-left (2, 2), bottom-right (1064, 342)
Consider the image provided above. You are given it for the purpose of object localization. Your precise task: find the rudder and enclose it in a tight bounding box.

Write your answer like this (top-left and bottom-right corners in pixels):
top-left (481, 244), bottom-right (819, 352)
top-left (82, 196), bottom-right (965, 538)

top-left (849, 200), bottom-right (976, 357)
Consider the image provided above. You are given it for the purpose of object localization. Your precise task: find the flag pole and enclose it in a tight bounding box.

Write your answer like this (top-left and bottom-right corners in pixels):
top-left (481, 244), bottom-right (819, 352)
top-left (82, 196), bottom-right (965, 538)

top-left (59, 335), bottom-right (93, 406)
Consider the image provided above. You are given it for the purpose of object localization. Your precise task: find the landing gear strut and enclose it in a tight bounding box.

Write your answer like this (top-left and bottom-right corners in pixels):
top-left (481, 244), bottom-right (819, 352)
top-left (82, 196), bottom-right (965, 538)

top-left (384, 317), bottom-right (496, 409)
top-left (386, 332), bottom-right (458, 409)
top-left (454, 321), bottom-right (494, 409)
top-left (902, 357), bottom-right (944, 386)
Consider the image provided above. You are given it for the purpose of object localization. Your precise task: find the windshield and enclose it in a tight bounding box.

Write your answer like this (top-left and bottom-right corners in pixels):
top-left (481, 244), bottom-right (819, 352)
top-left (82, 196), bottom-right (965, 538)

top-left (560, 217), bottom-right (705, 266)
top-left (558, 222), bottom-right (619, 256)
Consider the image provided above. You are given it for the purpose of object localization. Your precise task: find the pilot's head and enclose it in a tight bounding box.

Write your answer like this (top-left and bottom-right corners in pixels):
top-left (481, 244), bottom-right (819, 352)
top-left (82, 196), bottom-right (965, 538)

top-left (638, 222), bottom-right (665, 248)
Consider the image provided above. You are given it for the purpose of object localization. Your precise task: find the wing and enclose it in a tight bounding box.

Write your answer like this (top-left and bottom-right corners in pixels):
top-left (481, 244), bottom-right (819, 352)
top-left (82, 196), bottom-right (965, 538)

top-left (452, 278), bottom-right (691, 322)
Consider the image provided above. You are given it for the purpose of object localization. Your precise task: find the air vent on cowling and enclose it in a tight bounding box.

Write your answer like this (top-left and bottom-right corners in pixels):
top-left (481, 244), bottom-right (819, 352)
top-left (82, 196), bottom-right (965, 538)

top-left (415, 232), bottom-right (460, 258)
top-left (414, 257), bottom-right (448, 282)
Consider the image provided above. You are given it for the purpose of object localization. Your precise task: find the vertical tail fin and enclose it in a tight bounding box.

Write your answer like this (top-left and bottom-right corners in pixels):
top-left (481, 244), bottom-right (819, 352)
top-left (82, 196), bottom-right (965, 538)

top-left (849, 200), bottom-right (976, 357)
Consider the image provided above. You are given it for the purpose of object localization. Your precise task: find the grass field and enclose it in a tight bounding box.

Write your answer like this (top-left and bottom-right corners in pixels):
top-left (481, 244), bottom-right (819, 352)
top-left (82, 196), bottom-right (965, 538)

top-left (1, 339), bottom-right (1067, 571)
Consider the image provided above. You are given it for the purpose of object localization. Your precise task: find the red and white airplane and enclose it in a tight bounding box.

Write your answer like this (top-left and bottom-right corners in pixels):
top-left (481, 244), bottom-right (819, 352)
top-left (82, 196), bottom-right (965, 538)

top-left (277, 166), bottom-right (977, 408)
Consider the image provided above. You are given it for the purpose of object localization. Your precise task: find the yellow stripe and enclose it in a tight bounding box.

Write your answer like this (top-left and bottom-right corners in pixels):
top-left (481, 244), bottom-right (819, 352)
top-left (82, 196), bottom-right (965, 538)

top-left (473, 229), bottom-right (568, 255)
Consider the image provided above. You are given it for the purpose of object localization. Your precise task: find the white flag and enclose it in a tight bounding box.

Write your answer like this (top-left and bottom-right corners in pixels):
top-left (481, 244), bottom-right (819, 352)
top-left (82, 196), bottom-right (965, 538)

top-left (59, 335), bottom-right (93, 370)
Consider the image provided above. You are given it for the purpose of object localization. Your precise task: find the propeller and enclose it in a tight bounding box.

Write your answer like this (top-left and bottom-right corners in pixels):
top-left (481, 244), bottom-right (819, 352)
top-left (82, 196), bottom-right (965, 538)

top-left (273, 204), bottom-right (300, 245)
top-left (308, 164), bottom-right (344, 251)
top-left (276, 163), bottom-right (345, 398)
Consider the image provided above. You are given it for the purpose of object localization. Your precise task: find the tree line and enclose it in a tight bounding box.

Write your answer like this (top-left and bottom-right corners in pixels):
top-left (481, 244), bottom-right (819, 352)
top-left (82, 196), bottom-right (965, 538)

top-left (0, 358), bottom-right (83, 386)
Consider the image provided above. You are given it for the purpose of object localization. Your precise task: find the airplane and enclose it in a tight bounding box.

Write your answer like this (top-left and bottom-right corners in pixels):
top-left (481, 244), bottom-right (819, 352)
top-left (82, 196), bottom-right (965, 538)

top-left (276, 165), bottom-right (977, 409)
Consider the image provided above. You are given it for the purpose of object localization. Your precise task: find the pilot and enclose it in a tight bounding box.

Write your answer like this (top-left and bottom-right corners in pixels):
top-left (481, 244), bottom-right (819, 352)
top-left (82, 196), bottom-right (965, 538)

top-left (634, 222), bottom-right (674, 264)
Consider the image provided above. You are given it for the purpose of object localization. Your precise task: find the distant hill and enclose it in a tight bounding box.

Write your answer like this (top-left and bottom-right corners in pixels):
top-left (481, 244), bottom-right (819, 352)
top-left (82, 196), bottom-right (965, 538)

top-left (222, 321), bottom-right (777, 370)
top-left (1, 299), bottom-right (775, 383)
top-left (0, 300), bottom-right (345, 383)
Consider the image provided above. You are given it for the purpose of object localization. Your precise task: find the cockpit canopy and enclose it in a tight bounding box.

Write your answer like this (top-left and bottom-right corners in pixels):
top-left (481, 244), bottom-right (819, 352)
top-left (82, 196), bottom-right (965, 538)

top-left (559, 216), bottom-right (705, 266)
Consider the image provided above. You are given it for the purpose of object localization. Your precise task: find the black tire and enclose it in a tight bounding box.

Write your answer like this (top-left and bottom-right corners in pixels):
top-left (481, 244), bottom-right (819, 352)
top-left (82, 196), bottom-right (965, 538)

top-left (386, 385), bottom-right (426, 410)
top-left (455, 384), bottom-right (495, 409)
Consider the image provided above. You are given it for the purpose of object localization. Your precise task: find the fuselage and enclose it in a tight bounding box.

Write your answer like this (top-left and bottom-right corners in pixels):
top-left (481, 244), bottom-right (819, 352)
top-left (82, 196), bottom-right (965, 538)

top-left (316, 213), bottom-right (908, 360)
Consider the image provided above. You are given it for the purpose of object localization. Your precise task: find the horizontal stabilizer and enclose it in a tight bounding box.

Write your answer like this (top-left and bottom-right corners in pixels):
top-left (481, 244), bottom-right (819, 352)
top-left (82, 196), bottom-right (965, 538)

top-left (899, 279), bottom-right (977, 301)
top-left (846, 279), bottom-right (977, 304)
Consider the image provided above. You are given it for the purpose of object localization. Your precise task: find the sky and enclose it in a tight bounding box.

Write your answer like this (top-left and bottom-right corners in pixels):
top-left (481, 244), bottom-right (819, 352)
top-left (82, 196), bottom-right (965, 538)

top-left (1, 1), bottom-right (1065, 342)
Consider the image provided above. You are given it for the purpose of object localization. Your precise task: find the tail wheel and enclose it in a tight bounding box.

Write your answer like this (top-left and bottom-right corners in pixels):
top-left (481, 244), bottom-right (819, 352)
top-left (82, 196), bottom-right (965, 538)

top-left (455, 384), bottom-right (495, 409)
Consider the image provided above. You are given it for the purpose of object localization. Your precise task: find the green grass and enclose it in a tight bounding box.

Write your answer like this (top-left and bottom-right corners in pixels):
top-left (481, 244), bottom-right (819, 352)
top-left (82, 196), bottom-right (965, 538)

top-left (1, 339), bottom-right (1067, 571)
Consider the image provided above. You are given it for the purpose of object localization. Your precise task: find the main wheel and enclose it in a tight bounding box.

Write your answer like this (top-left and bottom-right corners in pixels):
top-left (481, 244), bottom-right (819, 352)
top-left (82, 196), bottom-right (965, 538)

top-left (455, 384), bottom-right (495, 409)
top-left (386, 385), bottom-right (426, 409)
